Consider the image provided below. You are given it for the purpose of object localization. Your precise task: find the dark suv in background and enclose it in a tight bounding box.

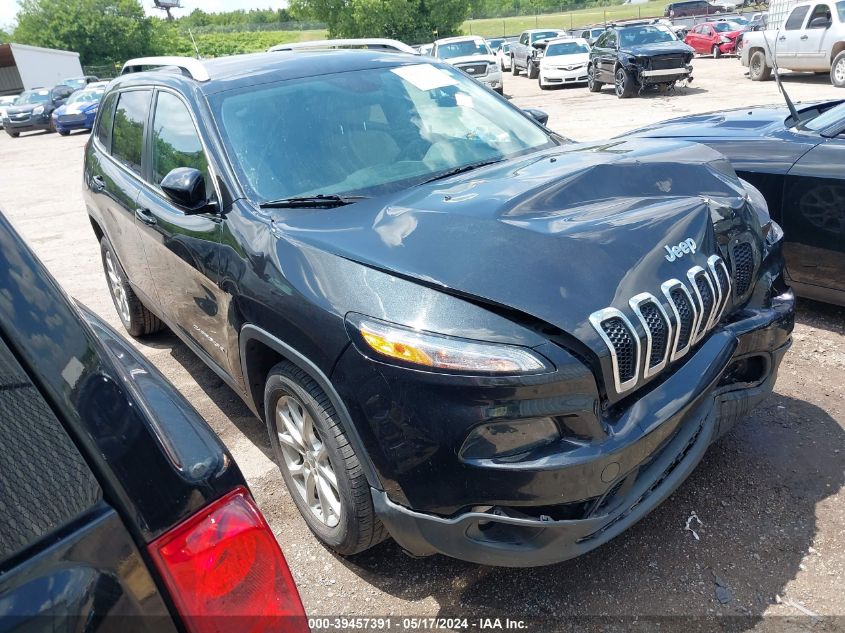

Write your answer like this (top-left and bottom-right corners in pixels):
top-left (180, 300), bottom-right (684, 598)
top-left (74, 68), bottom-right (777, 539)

top-left (588, 23), bottom-right (694, 97)
top-left (0, 211), bottom-right (306, 629)
top-left (2, 85), bottom-right (74, 137)
top-left (664, 0), bottom-right (727, 16)
top-left (84, 52), bottom-right (793, 567)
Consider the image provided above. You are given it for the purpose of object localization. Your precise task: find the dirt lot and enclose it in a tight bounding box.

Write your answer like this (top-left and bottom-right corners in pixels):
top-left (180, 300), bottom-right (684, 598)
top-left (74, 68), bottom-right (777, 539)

top-left (1, 57), bottom-right (843, 628)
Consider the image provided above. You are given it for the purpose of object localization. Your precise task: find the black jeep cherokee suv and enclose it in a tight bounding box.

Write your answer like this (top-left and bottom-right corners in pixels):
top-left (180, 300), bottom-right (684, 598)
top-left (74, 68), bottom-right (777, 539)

top-left (84, 51), bottom-right (794, 567)
top-left (0, 211), bottom-right (306, 630)
top-left (587, 23), bottom-right (694, 98)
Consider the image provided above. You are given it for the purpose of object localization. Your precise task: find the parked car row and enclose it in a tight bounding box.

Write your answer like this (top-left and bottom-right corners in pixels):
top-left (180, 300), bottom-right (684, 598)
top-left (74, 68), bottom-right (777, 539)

top-left (1, 76), bottom-right (106, 137)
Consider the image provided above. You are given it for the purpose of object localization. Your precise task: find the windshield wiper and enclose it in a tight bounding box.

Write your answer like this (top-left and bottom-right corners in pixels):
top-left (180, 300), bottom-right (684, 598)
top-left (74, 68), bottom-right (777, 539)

top-left (259, 194), bottom-right (369, 209)
top-left (419, 158), bottom-right (505, 185)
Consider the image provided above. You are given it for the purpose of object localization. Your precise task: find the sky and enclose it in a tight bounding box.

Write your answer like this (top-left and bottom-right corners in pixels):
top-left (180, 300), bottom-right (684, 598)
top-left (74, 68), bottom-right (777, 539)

top-left (1, 0), bottom-right (290, 30)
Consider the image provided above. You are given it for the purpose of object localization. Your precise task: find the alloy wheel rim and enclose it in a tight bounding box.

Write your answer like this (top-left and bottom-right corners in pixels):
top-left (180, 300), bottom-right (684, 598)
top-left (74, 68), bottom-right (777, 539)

top-left (835, 59), bottom-right (845, 83)
top-left (105, 251), bottom-right (130, 324)
top-left (276, 394), bottom-right (341, 528)
top-left (615, 69), bottom-right (625, 95)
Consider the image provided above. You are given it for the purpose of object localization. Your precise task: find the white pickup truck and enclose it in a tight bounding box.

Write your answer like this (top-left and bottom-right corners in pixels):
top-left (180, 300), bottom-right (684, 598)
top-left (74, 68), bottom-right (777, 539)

top-left (740, 0), bottom-right (845, 86)
top-left (510, 29), bottom-right (568, 78)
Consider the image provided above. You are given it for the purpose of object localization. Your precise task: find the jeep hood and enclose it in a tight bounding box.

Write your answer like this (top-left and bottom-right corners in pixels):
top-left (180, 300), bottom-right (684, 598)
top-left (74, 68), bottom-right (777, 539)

top-left (273, 139), bottom-right (759, 344)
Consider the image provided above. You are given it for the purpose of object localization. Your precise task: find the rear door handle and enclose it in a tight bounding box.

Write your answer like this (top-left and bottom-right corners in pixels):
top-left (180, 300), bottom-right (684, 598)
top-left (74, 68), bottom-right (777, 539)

top-left (91, 175), bottom-right (105, 192)
top-left (135, 208), bottom-right (157, 226)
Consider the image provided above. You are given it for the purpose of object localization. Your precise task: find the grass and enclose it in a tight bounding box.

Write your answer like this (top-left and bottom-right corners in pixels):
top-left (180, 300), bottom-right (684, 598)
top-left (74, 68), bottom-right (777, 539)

top-left (463, 0), bottom-right (670, 37)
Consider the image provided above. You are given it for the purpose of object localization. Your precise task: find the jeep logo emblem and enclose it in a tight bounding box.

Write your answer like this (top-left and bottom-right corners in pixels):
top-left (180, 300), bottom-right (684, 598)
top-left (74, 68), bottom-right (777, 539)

top-left (664, 238), bottom-right (697, 262)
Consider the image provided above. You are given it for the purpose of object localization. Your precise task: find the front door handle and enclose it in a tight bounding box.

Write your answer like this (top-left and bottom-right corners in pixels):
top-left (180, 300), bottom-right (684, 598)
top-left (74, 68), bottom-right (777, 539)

top-left (778, 35), bottom-right (786, 40)
top-left (135, 208), bottom-right (157, 226)
top-left (800, 35), bottom-right (808, 40)
top-left (91, 175), bottom-right (105, 192)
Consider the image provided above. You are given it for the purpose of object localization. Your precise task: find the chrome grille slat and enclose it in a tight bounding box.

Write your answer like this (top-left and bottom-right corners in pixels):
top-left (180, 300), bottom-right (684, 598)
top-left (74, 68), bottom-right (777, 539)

top-left (592, 256), bottom-right (731, 396)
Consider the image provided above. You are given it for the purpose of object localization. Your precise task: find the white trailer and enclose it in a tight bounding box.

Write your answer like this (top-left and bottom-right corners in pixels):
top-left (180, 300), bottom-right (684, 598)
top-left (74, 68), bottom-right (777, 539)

top-left (0, 43), bottom-right (84, 96)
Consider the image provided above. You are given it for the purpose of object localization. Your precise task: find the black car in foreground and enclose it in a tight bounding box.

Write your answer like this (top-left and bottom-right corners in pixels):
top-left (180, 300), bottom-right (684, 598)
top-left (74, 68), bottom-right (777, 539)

top-left (629, 98), bottom-right (845, 307)
top-left (0, 211), bottom-right (306, 629)
top-left (587, 23), bottom-right (694, 97)
top-left (2, 85), bottom-right (75, 137)
top-left (85, 51), bottom-right (793, 567)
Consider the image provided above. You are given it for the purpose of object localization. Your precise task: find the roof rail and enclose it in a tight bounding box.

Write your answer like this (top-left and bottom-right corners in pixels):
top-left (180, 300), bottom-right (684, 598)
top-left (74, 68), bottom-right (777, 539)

top-left (121, 56), bottom-right (210, 82)
top-left (268, 38), bottom-right (417, 55)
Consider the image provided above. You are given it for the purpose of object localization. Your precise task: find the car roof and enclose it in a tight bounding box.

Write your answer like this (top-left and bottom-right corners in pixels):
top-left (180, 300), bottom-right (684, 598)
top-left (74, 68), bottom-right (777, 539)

top-left (435, 35), bottom-right (485, 44)
top-left (545, 36), bottom-right (586, 44)
top-left (114, 50), bottom-right (422, 95)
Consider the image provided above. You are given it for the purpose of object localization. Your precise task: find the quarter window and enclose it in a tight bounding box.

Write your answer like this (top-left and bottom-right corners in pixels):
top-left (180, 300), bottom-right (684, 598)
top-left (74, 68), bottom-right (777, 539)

top-left (784, 5), bottom-right (810, 29)
top-left (151, 91), bottom-right (211, 198)
top-left (111, 90), bottom-right (152, 175)
top-left (95, 92), bottom-right (118, 150)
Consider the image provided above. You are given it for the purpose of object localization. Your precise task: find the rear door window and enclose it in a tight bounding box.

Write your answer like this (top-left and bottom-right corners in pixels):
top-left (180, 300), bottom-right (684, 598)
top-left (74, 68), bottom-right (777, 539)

top-left (784, 5), bottom-right (810, 28)
top-left (111, 90), bottom-right (152, 175)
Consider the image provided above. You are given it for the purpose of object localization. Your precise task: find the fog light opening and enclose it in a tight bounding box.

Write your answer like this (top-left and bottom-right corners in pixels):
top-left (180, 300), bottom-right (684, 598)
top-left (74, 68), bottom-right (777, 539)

top-left (719, 355), bottom-right (768, 388)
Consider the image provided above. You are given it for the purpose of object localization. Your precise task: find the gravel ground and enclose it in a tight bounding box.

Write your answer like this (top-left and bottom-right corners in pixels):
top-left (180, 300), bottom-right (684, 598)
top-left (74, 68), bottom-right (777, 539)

top-left (1, 56), bottom-right (843, 629)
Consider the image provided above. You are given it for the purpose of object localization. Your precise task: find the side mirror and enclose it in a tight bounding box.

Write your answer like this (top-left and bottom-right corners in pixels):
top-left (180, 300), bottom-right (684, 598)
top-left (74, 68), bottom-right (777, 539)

top-left (523, 107), bottom-right (549, 126)
top-left (808, 16), bottom-right (831, 28)
top-left (161, 167), bottom-right (210, 212)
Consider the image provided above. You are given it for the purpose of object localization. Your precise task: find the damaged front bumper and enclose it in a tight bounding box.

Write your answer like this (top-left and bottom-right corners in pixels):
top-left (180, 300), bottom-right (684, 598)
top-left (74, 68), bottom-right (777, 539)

top-left (372, 290), bottom-right (793, 566)
top-left (637, 65), bottom-right (693, 85)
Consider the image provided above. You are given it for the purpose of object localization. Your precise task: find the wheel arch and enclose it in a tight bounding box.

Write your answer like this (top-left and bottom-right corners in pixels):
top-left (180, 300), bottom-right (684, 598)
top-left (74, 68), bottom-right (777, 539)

top-left (831, 42), bottom-right (845, 63)
top-left (239, 323), bottom-right (383, 490)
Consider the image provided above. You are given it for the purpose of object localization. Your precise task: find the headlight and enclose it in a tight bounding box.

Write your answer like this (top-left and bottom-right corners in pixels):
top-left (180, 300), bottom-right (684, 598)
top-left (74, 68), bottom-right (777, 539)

top-left (347, 314), bottom-right (551, 374)
top-left (766, 220), bottom-right (784, 246)
top-left (720, 35), bottom-right (731, 43)
top-left (32, 105), bottom-right (44, 116)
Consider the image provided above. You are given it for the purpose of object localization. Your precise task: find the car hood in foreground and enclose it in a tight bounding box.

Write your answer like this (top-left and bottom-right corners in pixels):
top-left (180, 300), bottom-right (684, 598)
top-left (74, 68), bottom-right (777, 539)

top-left (625, 103), bottom-right (822, 172)
top-left (274, 139), bottom-right (760, 341)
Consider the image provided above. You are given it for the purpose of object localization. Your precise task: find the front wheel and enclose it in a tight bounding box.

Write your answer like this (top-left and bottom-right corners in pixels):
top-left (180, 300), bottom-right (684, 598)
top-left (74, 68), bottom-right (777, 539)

top-left (615, 66), bottom-right (636, 98)
top-left (6, 130), bottom-right (19, 138)
top-left (832, 51), bottom-right (845, 87)
top-left (749, 50), bottom-right (772, 81)
top-left (527, 59), bottom-right (539, 79)
top-left (712, 44), bottom-right (722, 59)
top-left (538, 74), bottom-right (549, 90)
top-left (265, 361), bottom-right (387, 555)
top-left (511, 57), bottom-right (520, 75)
top-left (58, 129), bottom-right (70, 136)
top-left (587, 64), bottom-right (603, 92)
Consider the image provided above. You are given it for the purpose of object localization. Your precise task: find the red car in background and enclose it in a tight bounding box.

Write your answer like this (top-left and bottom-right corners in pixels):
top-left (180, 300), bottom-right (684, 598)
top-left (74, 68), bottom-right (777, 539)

top-left (684, 21), bottom-right (743, 57)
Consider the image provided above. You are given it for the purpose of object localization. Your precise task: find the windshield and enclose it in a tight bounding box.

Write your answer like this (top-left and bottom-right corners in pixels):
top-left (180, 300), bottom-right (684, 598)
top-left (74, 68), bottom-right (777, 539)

top-left (713, 22), bottom-right (735, 32)
top-left (67, 89), bottom-right (104, 104)
top-left (487, 38), bottom-right (505, 50)
top-left (211, 64), bottom-right (555, 203)
top-left (801, 102), bottom-right (845, 133)
top-left (838, 0), bottom-right (845, 20)
top-left (436, 40), bottom-right (491, 59)
top-left (619, 26), bottom-right (677, 46)
top-left (531, 31), bottom-right (562, 43)
top-left (62, 78), bottom-right (88, 91)
top-left (16, 90), bottom-right (50, 105)
top-left (546, 41), bottom-right (590, 55)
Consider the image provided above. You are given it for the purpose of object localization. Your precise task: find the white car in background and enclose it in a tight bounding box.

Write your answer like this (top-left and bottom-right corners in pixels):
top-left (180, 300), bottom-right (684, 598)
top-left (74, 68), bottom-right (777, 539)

top-left (497, 42), bottom-right (514, 70)
top-left (433, 35), bottom-right (503, 94)
top-left (0, 95), bottom-right (18, 129)
top-left (538, 37), bottom-right (591, 89)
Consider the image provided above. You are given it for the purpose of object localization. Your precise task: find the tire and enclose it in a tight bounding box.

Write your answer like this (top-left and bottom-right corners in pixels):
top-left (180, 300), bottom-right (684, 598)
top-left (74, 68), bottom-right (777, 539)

top-left (527, 59), bottom-right (539, 79)
top-left (832, 51), bottom-right (845, 87)
top-left (511, 57), bottom-right (520, 75)
top-left (749, 50), bottom-right (772, 81)
top-left (265, 361), bottom-right (386, 555)
top-left (712, 44), bottom-right (722, 59)
top-left (615, 65), bottom-right (636, 98)
top-left (538, 74), bottom-right (549, 90)
top-left (6, 131), bottom-right (19, 138)
top-left (494, 86), bottom-right (504, 95)
top-left (99, 237), bottom-right (165, 337)
top-left (587, 64), bottom-right (603, 92)
top-left (58, 129), bottom-right (70, 136)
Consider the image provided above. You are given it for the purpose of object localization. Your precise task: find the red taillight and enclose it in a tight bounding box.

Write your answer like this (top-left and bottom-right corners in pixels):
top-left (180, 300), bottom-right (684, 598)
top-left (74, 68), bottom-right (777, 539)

top-left (149, 487), bottom-right (308, 633)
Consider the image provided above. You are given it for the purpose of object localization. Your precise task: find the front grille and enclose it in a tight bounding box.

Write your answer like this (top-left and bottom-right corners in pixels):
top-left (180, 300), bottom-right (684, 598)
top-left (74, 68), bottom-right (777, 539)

top-left (601, 318), bottom-right (636, 383)
top-left (456, 62), bottom-right (489, 77)
top-left (590, 257), bottom-right (732, 396)
top-left (732, 241), bottom-right (754, 296)
top-left (650, 54), bottom-right (685, 70)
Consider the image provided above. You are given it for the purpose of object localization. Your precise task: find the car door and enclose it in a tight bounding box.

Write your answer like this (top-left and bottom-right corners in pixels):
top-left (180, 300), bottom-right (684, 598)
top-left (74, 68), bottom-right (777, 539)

top-left (517, 32), bottom-right (529, 65)
top-left (777, 5), bottom-right (811, 67)
top-left (797, 3), bottom-right (834, 69)
top-left (133, 88), bottom-right (229, 372)
top-left (781, 136), bottom-right (845, 299)
top-left (598, 30), bottom-right (618, 81)
top-left (88, 88), bottom-right (161, 307)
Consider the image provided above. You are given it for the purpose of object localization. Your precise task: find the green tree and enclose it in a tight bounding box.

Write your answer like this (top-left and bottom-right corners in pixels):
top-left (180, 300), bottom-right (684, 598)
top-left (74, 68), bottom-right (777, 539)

top-left (291, 0), bottom-right (470, 42)
top-left (13, 0), bottom-right (153, 65)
